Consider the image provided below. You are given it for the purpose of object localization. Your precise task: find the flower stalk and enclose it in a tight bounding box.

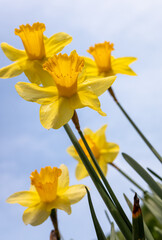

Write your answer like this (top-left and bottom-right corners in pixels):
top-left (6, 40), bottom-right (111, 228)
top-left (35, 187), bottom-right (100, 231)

top-left (110, 163), bottom-right (145, 192)
top-left (50, 209), bottom-right (60, 240)
top-left (108, 87), bottom-right (162, 163)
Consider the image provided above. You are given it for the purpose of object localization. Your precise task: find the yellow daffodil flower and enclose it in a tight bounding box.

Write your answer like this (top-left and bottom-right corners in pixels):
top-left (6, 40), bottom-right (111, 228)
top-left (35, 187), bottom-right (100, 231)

top-left (0, 22), bottom-right (72, 86)
top-left (67, 125), bottom-right (119, 180)
top-left (15, 51), bottom-right (116, 129)
top-left (84, 41), bottom-right (137, 78)
top-left (6, 165), bottom-right (86, 226)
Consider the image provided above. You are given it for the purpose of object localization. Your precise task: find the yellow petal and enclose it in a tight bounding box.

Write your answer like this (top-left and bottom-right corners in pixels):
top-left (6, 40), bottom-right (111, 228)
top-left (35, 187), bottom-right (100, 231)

top-left (0, 61), bottom-right (23, 78)
top-left (98, 158), bottom-right (108, 176)
top-left (29, 185), bottom-right (37, 192)
top-left (57, 164), bottom-right (69, 194)
top-left (66, 145), bottom-right (80, 161)
top-left (68, 93), bottom-right (85, 109)
top-left (111, 57), bottom-right (137, 76)
top-left (1, 42), bottom-right (26, 61)
top-left (83, 128), bottom-right (94, 136)
top-left (75, 163), bottom-right (89, 180)
top-left (77, 90), bottom-right (100, 111)
top-left (6, 191), bottom-right (40, 207)
top-left (79, 76), bottom-right (116, 97)
top-left (84, 56), bottom-right (99, 78)
top-left (63, 185), bottom-right (86, 204)
top-left (15, 82), bottom-right (58, 104)
top-left (72, 88), bottom-right (105, 116)
top-left (40, 98), bottom-right (74, 129)
top-left (46, 196), bottom-right (71, 215)
top-left (93, 124), bottom-right (107, 148)
top-left (23, 202), bottom-right (50, 226)
top-left (100, 142), bottom-right (120, 163)
top-left (24, 60), bottom-right (55, 86)
top-left (45, 32), bottom-right (72, 57)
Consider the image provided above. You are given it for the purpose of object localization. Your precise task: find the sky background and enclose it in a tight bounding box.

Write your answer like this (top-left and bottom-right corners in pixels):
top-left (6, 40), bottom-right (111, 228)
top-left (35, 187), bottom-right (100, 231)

top-left (0, 0), bottom-right (162, 239)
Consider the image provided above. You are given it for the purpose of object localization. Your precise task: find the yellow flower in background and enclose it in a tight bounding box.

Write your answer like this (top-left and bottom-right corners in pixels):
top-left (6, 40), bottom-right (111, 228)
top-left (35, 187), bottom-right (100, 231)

top-left (6, 165), bottom-right (86, 226)
top-left (0, 22), bottom-right (72, 86)
top-left (15, 51), bottom-right (116, 129)
top-left (84, 41), bottom-right (137, 78)
top-left (67, 125), bottom-right (119, 180)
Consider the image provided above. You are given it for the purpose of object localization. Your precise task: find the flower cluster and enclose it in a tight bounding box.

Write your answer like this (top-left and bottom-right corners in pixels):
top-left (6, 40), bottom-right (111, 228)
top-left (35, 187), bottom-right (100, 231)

top-left (1, 22), bottom-right (137, 229)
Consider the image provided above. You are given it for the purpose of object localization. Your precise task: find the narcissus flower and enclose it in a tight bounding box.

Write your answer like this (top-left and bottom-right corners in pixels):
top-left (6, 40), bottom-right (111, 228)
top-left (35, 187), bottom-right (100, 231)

top-left (0, 22), bottom-right (72, 86)
top-left (6, 165), bottom-right (86, 226)
top-left (15, 51), bottom-right (116, 129)
top-left (84, 41), bottom-right (137, 78)
top-left (67, 125), bottom-right (120, 180)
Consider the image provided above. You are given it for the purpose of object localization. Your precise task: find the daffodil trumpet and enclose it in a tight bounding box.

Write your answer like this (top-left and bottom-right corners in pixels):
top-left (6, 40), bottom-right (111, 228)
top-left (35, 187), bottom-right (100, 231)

top-left (15, 51), bottom-right (116, 129)
top-left (0, 22), bottom-right (72, 86)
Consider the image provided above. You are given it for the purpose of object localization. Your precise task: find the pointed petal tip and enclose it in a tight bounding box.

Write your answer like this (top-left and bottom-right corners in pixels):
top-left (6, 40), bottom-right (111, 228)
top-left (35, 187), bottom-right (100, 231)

top-left (98, 109), bottom-right (107, 116)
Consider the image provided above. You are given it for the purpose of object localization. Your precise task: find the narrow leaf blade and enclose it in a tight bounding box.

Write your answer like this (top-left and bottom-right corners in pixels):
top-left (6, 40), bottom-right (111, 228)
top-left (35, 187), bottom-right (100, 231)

top-left (86, 188), bottom-right (107, 240)
top-left (124, 194), bottom-right (154, 240)
top-left (122, 153), bottom-right (162, 199)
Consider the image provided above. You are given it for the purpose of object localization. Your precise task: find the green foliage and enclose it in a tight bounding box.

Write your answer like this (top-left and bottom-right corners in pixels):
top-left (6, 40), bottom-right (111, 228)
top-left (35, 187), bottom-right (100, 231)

top-left (86, 188), bottom-right (107, 240)
top-left (142, 204), bottom-right (162, 240)
top-left (122, 153), bottom-right (162, 199)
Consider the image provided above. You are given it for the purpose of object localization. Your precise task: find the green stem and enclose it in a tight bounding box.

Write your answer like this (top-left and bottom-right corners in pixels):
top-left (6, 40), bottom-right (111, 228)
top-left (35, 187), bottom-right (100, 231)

top-left (64, 123), bottom-right (132, 240)
top-left (78, 130), bottom-right (132, 232)
top-left (108, 87), bottom-right (162, 164)
top-left (110, 163), bottom-right (145, 192)
top-left (50, 209), bottom-right (60, 240)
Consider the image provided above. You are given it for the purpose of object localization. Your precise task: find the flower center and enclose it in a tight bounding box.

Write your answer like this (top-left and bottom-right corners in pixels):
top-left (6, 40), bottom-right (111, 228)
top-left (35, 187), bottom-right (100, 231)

top-left (43, 52), bottom-right (84, 98)
top-left (30, 166), bottom-right (62, 202)
top-left (87, 41), bottom-right (114, 74)
top-left (78, 135), bottom-right (100, 159)
top-left (15, 22), bottom-right (46, 60)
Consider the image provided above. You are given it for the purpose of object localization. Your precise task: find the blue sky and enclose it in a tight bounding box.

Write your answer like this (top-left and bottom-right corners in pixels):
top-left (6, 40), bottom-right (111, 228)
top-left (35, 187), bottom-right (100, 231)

top-left (0, 0), bottom-right (162, 239)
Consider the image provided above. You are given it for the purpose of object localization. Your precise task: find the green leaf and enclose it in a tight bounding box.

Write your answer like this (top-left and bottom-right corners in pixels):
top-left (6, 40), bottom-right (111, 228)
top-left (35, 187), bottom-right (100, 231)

top-left (110, 222), bottom-right (119, 240)
top-left (154, 227), bottom-right (162, 236)
top-left (144, 191), bottom-right (162, 224)
top-left (86, 188), bottom-right (107, 240)
top-left (122, 153), bottom-right (162, 199)
top-left (147, 168), bottom-right (162, 181)
top-left (124, 194), bottom-right (154, 240)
